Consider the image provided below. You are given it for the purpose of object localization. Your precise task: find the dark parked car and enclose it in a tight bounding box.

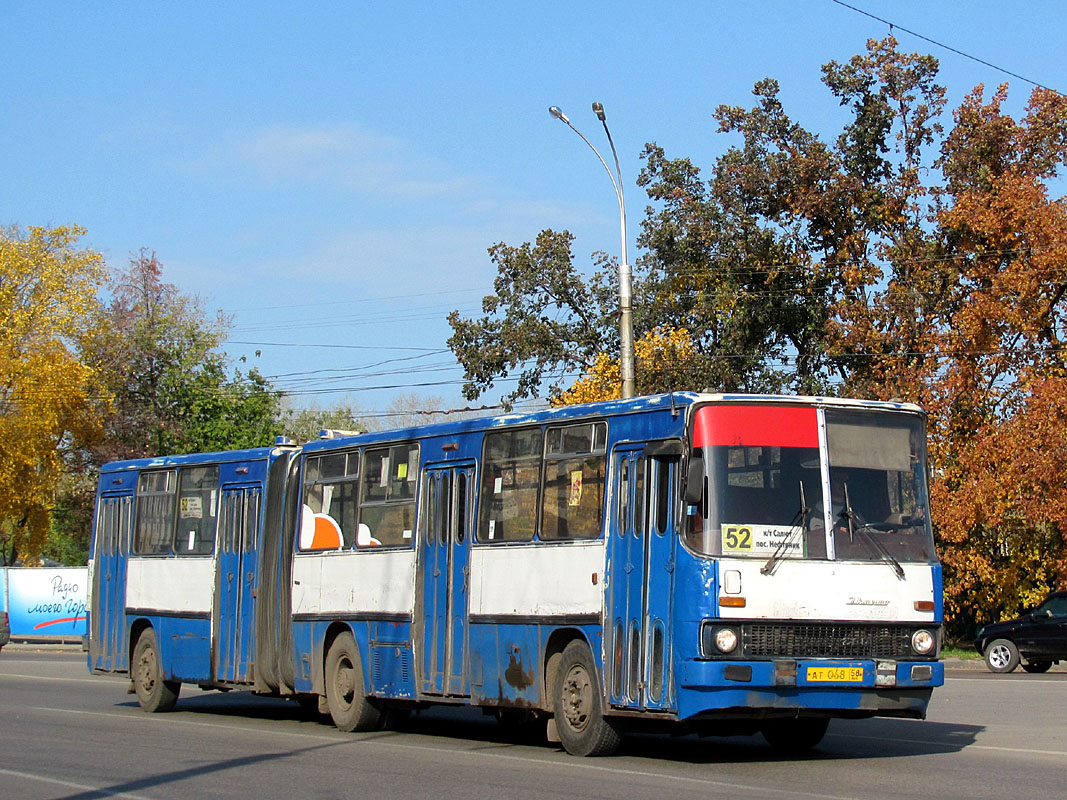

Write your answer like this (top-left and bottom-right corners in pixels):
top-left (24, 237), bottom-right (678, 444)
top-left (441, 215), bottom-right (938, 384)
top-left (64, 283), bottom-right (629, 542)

top-left (0, 609), bottom-right (9, 651)
top-left (975, 591), bottom-right (1067, 673)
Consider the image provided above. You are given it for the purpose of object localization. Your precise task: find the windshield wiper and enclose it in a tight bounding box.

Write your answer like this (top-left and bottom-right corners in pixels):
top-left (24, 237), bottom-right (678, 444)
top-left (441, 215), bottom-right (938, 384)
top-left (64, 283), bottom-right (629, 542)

top-left (761, 481), bottom-right (809, 575)
top-left (842, 484), bottom-right (905, 580)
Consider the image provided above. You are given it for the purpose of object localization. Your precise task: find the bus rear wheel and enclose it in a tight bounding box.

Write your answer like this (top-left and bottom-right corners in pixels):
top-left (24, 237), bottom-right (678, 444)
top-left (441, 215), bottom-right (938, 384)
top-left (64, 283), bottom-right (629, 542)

top-left (132, 628), bottom-right (180, 712)
top-left (325, 631), bottom-right (381, 732)
top-left (553, 640), bottom-right (621, 756)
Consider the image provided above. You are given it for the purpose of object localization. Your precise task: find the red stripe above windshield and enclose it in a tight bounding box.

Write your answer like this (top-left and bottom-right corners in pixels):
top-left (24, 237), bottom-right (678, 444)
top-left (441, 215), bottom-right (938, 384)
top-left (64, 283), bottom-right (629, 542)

top-left (692, 405), bottom-right (818, 448)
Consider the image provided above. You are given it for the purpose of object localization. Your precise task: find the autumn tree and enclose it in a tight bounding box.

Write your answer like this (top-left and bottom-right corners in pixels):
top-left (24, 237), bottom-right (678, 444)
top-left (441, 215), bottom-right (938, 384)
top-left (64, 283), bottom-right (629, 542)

top-left (0, 225), bottom-right (107, 565)
top-left (925, 85), bottom-right (1067, 631)
top-left (450, 37), bottom-right (1067, 634)
top-left (553, 326), bottom-right (703, 405)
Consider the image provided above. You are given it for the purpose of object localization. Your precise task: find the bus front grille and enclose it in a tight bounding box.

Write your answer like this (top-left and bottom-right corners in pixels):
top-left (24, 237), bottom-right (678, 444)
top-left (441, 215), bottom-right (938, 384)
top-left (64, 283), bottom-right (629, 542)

top-left (744, 623), bottom-right (914, 660)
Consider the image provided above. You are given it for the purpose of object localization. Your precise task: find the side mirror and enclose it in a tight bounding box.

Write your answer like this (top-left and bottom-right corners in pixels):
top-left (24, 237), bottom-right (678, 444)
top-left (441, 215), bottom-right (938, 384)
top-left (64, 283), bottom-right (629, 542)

top-left (685, 457), bottom-right (704, 506)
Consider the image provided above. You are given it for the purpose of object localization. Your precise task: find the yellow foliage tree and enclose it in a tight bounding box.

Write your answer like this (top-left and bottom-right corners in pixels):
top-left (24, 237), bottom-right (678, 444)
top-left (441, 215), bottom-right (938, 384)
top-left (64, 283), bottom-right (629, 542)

top-left (553, 326), bottom-right (702, 405)
top-left (0, 225), bottom-right (107, 564)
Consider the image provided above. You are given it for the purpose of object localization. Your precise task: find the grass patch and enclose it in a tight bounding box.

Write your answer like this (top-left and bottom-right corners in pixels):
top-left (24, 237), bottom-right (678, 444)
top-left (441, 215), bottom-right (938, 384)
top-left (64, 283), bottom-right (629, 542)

top-left (942, 641), bottom-right (981, 659)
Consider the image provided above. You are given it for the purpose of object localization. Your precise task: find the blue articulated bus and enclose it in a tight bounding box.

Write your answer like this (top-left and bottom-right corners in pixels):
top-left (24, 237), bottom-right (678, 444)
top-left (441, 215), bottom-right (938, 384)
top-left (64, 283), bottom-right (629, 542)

top-left (88, 393), bottom-right (943, 756)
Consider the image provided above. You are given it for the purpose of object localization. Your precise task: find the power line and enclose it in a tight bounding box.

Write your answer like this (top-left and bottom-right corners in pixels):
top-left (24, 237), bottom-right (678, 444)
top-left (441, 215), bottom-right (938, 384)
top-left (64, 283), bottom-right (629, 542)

top-left (830, 0), bottom-right (1065, 96)
top-left (229, 287), bottom-right (486, 313)
top-left (229, 341), bottom-right (447, 352)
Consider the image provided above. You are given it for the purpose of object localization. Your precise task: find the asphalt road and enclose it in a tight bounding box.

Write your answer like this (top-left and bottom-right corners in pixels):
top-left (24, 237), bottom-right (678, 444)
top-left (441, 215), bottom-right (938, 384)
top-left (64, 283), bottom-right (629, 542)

top-left (1, 649), bottom-right (1064, 800)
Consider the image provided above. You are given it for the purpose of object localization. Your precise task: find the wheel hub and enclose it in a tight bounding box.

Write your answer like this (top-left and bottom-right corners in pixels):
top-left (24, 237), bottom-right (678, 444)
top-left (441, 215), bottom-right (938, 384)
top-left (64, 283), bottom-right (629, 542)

top-left (562, 665), bottom-right (592, 731)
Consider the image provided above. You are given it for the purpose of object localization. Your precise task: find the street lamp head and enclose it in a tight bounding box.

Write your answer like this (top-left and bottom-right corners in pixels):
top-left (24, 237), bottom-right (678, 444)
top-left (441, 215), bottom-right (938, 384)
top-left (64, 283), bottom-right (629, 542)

top-left (548, 106), bottom-right (570, 124)
top-left (592, 101), bottom-right (606, 121)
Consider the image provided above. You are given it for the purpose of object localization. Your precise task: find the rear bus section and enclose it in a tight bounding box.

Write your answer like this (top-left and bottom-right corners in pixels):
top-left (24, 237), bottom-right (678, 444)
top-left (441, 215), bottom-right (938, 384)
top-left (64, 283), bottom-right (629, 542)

top-left (87, 445), bottom-right (296, 709)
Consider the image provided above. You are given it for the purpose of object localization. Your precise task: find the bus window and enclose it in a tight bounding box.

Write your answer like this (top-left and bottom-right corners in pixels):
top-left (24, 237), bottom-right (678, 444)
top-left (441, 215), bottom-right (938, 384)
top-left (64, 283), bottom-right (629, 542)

top-left (358, 443), bottom-right (418, 547)
top-left (301, 451), bottom-right (358, 550)
top-left (541, 422), bottom-right (606, 541)
top-left (479, 427), bottom-right (542, 543)
top-left (174, 466), bottom-right (219, 555)
top-left (134, 470), bottom-right (176, 555)
top-left (635, 457), bottom-right (647, 539)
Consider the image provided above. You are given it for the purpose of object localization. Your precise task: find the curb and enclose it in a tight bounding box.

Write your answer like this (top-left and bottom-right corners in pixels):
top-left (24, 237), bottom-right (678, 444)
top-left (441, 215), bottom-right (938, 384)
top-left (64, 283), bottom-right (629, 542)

top-left (3, 641), bottom-right (84, 653)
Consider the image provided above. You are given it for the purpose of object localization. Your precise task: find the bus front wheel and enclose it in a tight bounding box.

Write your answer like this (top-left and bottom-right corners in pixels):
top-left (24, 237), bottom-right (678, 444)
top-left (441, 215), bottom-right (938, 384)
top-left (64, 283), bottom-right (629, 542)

top-left (761, 716), bottom-right (829, 752)
top-left (132, 628), bottom-right (180, 712)
top-left (325, 631), bottom-right (381, 732)
top-left (553, 640), bottom-right (621, 756)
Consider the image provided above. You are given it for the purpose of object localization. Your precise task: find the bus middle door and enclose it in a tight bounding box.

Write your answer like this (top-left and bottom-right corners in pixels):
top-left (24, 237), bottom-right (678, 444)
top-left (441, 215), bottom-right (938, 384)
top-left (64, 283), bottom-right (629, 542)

top-left (418, 463), bottom-right (475, 697)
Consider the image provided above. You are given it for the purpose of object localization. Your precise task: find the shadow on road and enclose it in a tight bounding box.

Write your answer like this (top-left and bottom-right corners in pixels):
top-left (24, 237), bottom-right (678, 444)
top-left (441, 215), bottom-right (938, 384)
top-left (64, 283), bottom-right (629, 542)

top-left (113, 690), bottom-right (983, 763)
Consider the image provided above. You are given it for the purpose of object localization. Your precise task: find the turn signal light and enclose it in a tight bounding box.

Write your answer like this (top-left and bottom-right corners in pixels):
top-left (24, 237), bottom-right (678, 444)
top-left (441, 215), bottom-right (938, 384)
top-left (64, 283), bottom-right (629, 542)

top-left (914, 600), bottom-right (935, 612)
top-left (720, 596), bottom-right (747, 608)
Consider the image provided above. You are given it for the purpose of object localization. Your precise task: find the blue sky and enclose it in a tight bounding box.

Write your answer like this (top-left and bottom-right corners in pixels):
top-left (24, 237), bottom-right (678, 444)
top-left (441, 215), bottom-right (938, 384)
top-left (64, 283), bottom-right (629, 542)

top-left (3, 1), bottom-right (1064, 418)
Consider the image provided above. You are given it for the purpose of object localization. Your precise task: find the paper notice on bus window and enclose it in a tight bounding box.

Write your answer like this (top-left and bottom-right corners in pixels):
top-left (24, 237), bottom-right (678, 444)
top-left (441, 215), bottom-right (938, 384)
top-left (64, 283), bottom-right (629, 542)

top-left (397, 462), bottom-right (408, 479)
top-left (494, 477), bottom-right (503, 494)
top-left (488, 520), bottom-right (496, 540)
top-left (180, 496), bottom-right (202, 519)
top-left (322, 485), bottom-right (334, 515)
top-left (187, 531), bottom-right (196, 551)
top-left (569, 470), bottom-right (583, 506)
top-left (403, 529), bottom-right (413, 539)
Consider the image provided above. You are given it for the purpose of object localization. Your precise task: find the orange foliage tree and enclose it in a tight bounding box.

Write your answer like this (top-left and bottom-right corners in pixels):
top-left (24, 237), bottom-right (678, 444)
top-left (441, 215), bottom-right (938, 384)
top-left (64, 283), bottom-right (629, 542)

top-left (553, 326), bottom-right (703, 405)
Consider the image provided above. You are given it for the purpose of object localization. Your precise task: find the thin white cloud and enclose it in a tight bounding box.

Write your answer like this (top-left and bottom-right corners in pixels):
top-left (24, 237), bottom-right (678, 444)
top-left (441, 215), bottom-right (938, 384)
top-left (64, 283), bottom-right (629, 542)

top-left (236, 123), bottom-right (476, 201)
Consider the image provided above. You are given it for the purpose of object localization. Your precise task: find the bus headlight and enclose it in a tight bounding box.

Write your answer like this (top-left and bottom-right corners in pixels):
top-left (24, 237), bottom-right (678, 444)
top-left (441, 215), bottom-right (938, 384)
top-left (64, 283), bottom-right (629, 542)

top-left (701, 622), bottom-right (743, 656)
top-left (715, 628), bottom-right (738, 653)
top-left (912, 629), bottom-right (935, 655)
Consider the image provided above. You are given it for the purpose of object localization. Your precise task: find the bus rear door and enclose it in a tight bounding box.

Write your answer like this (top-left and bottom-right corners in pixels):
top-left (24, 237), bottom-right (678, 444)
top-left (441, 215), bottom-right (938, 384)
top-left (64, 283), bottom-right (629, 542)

top-left (90, 493), bottom-right (133, 673)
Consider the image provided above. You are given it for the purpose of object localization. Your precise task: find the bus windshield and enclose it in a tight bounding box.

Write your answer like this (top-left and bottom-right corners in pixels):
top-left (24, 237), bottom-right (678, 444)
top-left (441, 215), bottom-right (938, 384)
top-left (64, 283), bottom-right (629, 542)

top-left (823, 409), bottom-right (936, 564)
top-left (684, 404), bottom-right (936, 564)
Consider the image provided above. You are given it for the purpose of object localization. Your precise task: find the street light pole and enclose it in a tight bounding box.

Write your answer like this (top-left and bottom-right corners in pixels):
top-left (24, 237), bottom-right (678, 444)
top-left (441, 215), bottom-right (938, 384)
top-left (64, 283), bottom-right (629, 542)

top-left (549, 103), bottom-right (636, 399)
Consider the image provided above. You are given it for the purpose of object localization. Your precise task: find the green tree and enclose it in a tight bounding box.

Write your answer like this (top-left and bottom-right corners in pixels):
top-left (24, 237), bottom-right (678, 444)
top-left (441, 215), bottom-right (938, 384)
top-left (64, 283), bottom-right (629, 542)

top-left (447, 230), bottom-right (619, 409)
top-left (281, 401), bottom-right (367, 443)
top-left (85, 250), bottom-right (283, 462)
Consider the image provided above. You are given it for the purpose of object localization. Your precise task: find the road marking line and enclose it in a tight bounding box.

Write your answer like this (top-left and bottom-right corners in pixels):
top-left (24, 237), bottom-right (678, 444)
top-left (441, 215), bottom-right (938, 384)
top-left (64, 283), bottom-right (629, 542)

top-left (0, 767), bottom-right (154, 799)
top-left (830, 732), bottom-right (1067, 757)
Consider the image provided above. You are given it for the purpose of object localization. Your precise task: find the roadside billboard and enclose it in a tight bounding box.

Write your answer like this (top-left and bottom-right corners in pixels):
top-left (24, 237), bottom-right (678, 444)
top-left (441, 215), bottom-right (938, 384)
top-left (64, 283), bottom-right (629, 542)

top-left (0, 568), bottom-right (88, 640)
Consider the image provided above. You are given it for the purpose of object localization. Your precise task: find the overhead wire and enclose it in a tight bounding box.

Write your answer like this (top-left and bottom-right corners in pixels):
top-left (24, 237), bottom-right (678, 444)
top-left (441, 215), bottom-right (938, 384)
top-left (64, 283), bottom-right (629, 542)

top-left (829, 0), bottom-right (1065, 96)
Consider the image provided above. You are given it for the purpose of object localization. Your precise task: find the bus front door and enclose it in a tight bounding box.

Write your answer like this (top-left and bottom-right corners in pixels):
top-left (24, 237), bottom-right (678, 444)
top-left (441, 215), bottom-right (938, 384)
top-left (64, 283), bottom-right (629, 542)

top-left (418, 464), bottom-right (474, 697)
top-left (608, 448), bottom-right (677, 711)
top-left (214, 485), bottom-right (262, 684)
top-left (90, 494), bottom-right (132, 673)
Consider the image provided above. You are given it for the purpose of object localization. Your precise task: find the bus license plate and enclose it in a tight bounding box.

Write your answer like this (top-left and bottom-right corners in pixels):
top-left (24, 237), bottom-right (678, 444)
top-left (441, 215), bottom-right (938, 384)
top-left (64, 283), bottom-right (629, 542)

top-left (806, 667), bottom-right (864, 683)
